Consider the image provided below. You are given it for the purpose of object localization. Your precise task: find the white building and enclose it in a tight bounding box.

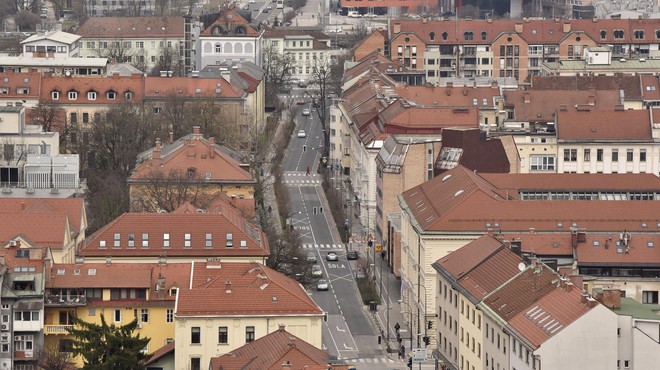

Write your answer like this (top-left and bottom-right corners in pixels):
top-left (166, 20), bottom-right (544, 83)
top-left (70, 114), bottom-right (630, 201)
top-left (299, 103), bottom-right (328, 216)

top-left (262, 30), bottom-right (336, 82)
top-left (21, 31), bottom-right (81, 58)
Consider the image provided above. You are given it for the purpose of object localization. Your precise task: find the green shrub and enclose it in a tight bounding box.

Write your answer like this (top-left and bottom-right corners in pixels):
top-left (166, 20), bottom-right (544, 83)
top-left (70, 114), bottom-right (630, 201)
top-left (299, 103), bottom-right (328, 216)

top-left (357, 278), bottom-right (382, 306)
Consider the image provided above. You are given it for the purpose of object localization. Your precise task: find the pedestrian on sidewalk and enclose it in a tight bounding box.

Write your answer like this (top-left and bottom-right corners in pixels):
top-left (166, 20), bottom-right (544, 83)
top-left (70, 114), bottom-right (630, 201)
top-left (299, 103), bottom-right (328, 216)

top-left (306, 166), bottom-right (310, 175)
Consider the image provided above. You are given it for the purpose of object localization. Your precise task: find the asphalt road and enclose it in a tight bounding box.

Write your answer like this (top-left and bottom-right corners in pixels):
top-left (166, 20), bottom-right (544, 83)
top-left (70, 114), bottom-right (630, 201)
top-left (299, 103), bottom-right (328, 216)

top-left (280, 90), bottom-right (385, 363)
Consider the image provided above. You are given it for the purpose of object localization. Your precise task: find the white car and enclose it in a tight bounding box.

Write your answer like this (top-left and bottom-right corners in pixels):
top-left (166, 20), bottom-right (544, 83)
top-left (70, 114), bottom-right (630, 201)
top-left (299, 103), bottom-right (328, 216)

top-left (302, 108), bottom-right (310, 116)
top-left (297, 130), bottom-right (306, 138)
top-left (364, 13), bottom-right (377, 18)
top-left (328, 28), bottom-right (342, 33)
top-left (316, 279), bottom-right (329, 291)
top-left (312, 264), bottom-right (323, 277)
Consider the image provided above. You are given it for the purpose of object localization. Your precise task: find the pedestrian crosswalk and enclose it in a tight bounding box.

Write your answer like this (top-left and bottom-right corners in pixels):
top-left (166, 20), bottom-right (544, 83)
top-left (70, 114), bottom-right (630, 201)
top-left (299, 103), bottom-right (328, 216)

top-left (345, 357), bottom-right (397, 364)
top-left (284, 179), bottom-right (321, 185)
top-left (283, 172), bottom-right (322, 186)
top-left (302, 243), bottom-right (345, 250)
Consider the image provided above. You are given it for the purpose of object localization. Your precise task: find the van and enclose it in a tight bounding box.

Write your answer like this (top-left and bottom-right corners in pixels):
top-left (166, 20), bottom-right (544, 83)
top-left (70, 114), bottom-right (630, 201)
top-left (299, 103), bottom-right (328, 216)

top-left (347, 11), bottom-right (360, 18)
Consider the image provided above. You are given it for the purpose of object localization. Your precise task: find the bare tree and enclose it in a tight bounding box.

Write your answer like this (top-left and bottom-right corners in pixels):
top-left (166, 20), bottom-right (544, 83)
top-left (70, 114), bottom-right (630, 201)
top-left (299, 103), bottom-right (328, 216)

top-left (261, 45), bottom-right (297, 106)
top-left (36, 344), bottom-right (71, 370)
top-left (349, 19), bottom-right (370, 46)
top-left (31, 102), bottom-right (65, 132)
top-left (153, 45), bottom-right (183, 77)
top-left (129, 169), bottom-right (225, 212)
top-left (308, 56), bottom-right (338, 155)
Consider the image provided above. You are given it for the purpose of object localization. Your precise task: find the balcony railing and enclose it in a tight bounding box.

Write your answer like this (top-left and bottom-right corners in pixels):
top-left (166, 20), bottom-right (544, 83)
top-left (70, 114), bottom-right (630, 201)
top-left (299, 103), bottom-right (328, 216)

top-left (44, 324), bottom-right (74, 335)
top-left (45, 294), bottom-right (87, 306)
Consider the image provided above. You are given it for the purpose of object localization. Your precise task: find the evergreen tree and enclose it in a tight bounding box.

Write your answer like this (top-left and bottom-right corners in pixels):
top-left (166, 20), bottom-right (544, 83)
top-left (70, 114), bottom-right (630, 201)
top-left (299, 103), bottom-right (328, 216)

top-left (67, 314), bottom-right (151, 369)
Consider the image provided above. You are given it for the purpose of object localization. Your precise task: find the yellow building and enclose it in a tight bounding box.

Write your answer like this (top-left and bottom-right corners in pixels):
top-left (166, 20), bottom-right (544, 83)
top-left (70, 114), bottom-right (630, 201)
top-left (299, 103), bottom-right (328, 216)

top-left (128, 126), bottom-right (256, 213)
top-left (44, 262), bottom-right (193, 367)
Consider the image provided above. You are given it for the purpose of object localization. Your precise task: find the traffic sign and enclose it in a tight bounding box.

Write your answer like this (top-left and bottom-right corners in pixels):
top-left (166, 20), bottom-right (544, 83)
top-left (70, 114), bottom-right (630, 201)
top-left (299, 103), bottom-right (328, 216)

top-left (412, 348), bottom-right (427, 363)
top-left (375, 243), bottom-right (382, 252)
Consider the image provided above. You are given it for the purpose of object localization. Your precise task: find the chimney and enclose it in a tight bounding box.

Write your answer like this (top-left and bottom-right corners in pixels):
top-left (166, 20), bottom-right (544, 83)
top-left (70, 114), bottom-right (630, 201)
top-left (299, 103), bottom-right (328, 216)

top-left (393, 23), bottom-right (401, 34)
top-left (563, 22), bottom-right (571, 33)
top-left (523, 92), bottom-right (531, 103)
top-left (278, 324), bottom-right (286, 331)
top-left (586, 297), bottom-right (598, 308)
top-left (565, 282), bottom-right (573, 293)
top-left (192, 126), bottom-right (201, 137)
top-left (153, 138), bottom-right (161, 159)
top-left (462, 87), bottom-right (468, 96)
top-left (593, 17), bottom-right (598, 22)
top-left (111, 72), bottom-right (120, 79)
top-left (21, 201), bottom-right (25, 211)
top-left (422, 17), bottom-right (428, 23)
top-left (491, 81), bottom-right (498, 88)
top-left (225, 280), bottom-right (232, 293)
top-left (209, 136), bottom-right (215, 145)
top-left (600, 289), bottom-right (622, 309)
top-left (281, 361), bottom-right (292, 369)
top-left (156, 273), bottom-right (166, 299)
top-left (615, 104), bottom-right (625, 111)
top-left (169, 131), bottom-right (174, 144)
top-left (580, 290), bottom-right (588, 304)
top-left (514, 23), bottom-right (523, 33)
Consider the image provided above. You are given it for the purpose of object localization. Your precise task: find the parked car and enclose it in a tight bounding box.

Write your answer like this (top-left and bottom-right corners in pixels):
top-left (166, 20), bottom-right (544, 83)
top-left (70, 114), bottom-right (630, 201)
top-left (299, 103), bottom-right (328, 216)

top-left (298, 80), bottom-right (307, 88)
top-left (316, 279), bottom-right (329, 291)
top-left (312, 264), bottom-right (323, 277)
top-left (307, 251), bottom-right (317, 263)
top-left (326, 252), bottom-right (338, 261)
top-left (297, 130), bottom-right (306, 138)
top-left (302, 108), bottom-right (310, 116)
top-left (347, 250), bottom-right (358, 260)
top-left (296, 98), bottom-right (305, 105)
top-left (364, 13), bottom-right (377, 18)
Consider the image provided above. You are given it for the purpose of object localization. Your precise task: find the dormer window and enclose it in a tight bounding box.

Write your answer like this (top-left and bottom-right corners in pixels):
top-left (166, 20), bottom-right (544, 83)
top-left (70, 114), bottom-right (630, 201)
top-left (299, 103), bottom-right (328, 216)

top-left (226, 233), bottom-right (233, 248)
top-left (113, 233), bottom-right (120, 248)
top-left (107, 90), bottom-right (117, 100)
top-left (128, 233), bottom-right (135, 248)
top-left (187, 168), bottom-right (196, 179)
top-left (169, 287), bottom-right (178, 296)
top-left (429, 32), bottom-right (435, 41)
top-left (88, 91), bottom-right (97, 100)
top-left (442, 32), bottom-right (448, 40)
top-left (614, 29), bottom-right (624, 39)
top-left (52, 91), bottom-right (60, 100)
top-left (634, 30), bottom-right (645, 39)
top-left (600, 30), bottom-right (607, 39)
top-left (125, 91), bottom-right (133, 100)
top-left (205, 233), bottom-right (212, 248)
top-left (163, 233), bottom-right (170, 248)
top-left (184, 233), bottom-right (191, 248)
top-left (142, 233), bottom-right (149, 248)
top-left (481, 31), bottom-right (487, 40)
top-left (68, 91), bottom-right (78, 100)
top-left (464, 31), bottom-right (473, 41)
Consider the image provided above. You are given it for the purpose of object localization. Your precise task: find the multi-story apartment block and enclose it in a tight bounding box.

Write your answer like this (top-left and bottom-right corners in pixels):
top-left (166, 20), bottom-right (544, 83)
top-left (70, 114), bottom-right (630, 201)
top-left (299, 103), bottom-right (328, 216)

top-left (76, 17), bottom-right (187, 74)
top-left (262, 30), bottom-right (336, 82)
top-left (0, 244), bottom-right (46, 370)
top-left (196, 8), bottom-right (262, 71)
top-left (174, 261), bottom-right (324, 370)
top-left (44, 261), bottom-right (193, 368)
top-left (383, 17), bottom-right (660, 83)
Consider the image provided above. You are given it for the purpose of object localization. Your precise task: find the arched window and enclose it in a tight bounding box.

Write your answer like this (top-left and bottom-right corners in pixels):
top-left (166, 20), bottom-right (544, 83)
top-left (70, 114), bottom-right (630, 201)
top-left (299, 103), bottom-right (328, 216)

top-left (600, 30), bottom-right (607, 39)
top-left (429, 32), bottom-right (435, 41)
top-left (203, 42), bottom-right (212, 53)
top-left (215, 43), bottom-right (222, 53)
top-left (234, 43), bottom-right (243, 53)
top-left (442, 32), bottom-right (448, 40)
top-left (245, 43), bottom-right (253, 54)
top-left (481, 31), bottom-right (487, 40)
top-left (224, 42), bottom-right (233, 53)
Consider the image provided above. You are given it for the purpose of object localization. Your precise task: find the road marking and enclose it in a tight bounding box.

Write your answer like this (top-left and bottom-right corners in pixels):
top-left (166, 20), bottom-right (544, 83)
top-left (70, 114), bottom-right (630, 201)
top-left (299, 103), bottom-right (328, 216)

top-left (336, 325), bottom-right (345, 332)
top-left (342, 343), bottom-right (354, 350)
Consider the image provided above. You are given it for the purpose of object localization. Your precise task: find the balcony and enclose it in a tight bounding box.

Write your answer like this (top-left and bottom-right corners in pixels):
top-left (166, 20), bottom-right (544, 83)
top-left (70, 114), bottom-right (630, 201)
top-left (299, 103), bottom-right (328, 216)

top-left (45, 294), bottom-right (87, 307)
top-left (14, 350), bottom-right (34, 360)
top-left (45, 325), bottom-right (74, 335)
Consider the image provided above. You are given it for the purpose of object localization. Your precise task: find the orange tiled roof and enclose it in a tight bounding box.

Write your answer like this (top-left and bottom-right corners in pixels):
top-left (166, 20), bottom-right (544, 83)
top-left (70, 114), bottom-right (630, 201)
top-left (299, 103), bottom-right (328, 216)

top-left (394, 84), bottom-right (501, 107)
top-left (507, 286), bottom-right (594, 348)
top-left (530, 75), bottom-right (643, 100)
top-left (209, 327), bottom-right (328, 370)
top-left (436, 234), bottom-right (503, 280)
top-left (40, 74), bottom-right (144, 104)
top-left (556, 108), bottom-right (652, 141)
top-left (640, 75), bottom-right (660, 101)
top-left (143, 77), bottom-right (244, 99)
top-left (177, 261), bottom-right (322, 316)
top-left (75, 17), bottom-right (185, 38)
top-left (200, 9), bottom-right (259, 37)
top-left (480, 172), bottom-right (660, 192)
top-left (400, 165), bottom-right (660, 233)
top-left (575, 234), bottom-right (660, 265)
top-left (129, 133), bottom-right (254, 183)
top-left (498, 233), bottom-right (574, 256)
top-left (0, 198), bottom-right (85, 232)
top-left (78, 210), bottom-right (268, 258)
top-left (383, 105), bottom-right (480, 130)
top-left (0, 71), bottom-right (42, 99)
top-left (503, 89), bottom-right (621, 122)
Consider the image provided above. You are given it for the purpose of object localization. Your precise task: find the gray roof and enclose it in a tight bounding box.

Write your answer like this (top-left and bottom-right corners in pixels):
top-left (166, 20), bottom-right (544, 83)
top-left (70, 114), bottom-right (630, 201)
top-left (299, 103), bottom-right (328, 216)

top-left (0, 56), bottom-right (108, 67)
top-left (21, 31), bottom-right (81, 45)
top-left (545, 58), bottom-right (660, 71)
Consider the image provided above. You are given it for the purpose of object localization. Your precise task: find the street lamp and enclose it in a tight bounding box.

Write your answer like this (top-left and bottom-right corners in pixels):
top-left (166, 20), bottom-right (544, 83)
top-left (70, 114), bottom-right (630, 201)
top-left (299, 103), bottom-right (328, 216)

top-left (398, 299), bottom-right (413, 359)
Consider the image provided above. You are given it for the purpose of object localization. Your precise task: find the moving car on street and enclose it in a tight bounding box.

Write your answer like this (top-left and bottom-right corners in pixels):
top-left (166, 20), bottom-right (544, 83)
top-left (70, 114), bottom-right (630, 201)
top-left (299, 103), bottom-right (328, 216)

top-left (302, 108), bottom-right (310, 116)
top-left (312, 264), bottom-right (323, 277)
top-left (326, 252), bottom-right (338, 261)
top-left (297, 130), bottom-right (306, 138)
top-left (316, 279), bottom-right (329, 291)
top-left (307, 251), bottom-right (317, 262)
top-left (346, 250), bottom-right (358, 260)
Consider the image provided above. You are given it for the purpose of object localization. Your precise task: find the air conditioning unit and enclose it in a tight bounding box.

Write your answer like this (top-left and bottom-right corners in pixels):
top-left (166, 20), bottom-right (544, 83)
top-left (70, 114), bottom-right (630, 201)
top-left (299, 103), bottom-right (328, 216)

top-left (1, 325), bottom-right (7, 331)
top-left (8, 241), bottom-right (16, 247)
top-left (137, 323), bottom-right (143, 329)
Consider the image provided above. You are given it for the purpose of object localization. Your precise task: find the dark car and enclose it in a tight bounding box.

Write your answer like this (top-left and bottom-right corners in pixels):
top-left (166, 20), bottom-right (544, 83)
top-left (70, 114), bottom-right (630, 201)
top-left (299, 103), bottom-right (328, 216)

top-left (346, 250), bottom-right (358, 260)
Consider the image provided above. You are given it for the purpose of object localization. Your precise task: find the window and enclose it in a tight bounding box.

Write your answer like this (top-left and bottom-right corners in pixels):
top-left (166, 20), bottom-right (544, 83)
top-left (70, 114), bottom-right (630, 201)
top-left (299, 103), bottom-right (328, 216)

top-left (68, 91), bottom-right (78, 100)
top-left (464, 31), bottom-right (474, 41)
top-left (218, 327), bottom-right (228, 344)
top-left (642, 290), bottom-right (658, 304)
top-left (163, 233), bottom-right (170, 248)
top-left (246, 326), bottom-right (255, 342)
top-left (52, 91), bottom-right (60, 100)
top-left (114, 309), bottom-right (121, 322)
top-left (600, 30), bottom-right (607, 39)
top-left (140, 309), bottom-right (148, 323)
top-left (583, 149), bottom-right (590, 161)
top-left (87, 91), bottom-right (97, 100)
top-left (563, 149), bottom-right (577, 162)
top-left (614, 30), bottom-right (625, 39)
top-left (612, 149), bottom-right (619, 161)
top-left (634, 30), bottom-right (645, 39)
top-left (226, 233), bottom-right (233, 247)
top-left (107, 91), bottom-right (116, 100)
top-left (114, 233), bottom-right (120, 248)
top-left (128, 234), bottom-right (135, 248)
top-left (190, 358), bottom-right (201, 370)
top-left (166, 309), bottom-right (173, 323)
top-left (191, 327), bottom-right (201, 344)
top-left (626, 149), bottom-right (633, 162)
top-left (205, 233), bottom-right (213, 248)
top-left (184, 233), bottom-right (191, 248)
top-left (83, 112), bottom-right (89, 123)
top-left (481, 31), bottom-right (487, 40)
top-left (14, 334), bottom-right (33, 352)
top-left (624, 360), bottom-right (630, 368)
top-left (142, 233), bottom-right (149, 248)
top-left (125, 91), bottom-right (133, 100)
top-left (640, 149), bottom-right (646, 162)
top-left (597, 149), bottom-right (603, 161)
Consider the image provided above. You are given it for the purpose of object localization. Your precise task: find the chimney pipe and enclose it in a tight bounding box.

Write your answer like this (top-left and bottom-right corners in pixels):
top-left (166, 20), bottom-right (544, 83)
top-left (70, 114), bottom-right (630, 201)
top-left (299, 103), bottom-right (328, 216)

top-left (169, 131), bottom-right (174, 144)
top-left (153, 138), bottom-right (161, 159)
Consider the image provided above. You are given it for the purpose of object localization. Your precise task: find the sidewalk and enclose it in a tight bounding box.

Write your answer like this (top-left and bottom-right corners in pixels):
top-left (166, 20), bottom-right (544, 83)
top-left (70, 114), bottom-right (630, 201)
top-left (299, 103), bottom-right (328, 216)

top-left (261, 110), bottom-right (291, 235)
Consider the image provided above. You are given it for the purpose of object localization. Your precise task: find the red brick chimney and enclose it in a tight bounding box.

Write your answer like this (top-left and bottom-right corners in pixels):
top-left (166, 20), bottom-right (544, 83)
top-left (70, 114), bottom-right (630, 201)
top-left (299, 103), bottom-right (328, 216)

top-left (209, 137), bottom-right (215, 145)
top-left (601, 289), bottom-right (622, 309)
top-left (153, 138), bottom-right (161, 159)
top-left (169, 131), bottom-right (174, 144)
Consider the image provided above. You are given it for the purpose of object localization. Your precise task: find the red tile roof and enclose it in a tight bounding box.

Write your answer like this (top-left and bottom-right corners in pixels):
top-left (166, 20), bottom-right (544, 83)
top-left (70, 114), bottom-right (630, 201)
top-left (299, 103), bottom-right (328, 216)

top-left (200, 9), bottom-right (259, 37)
top-left (503, 89), bottom-right (621, 122)
top-left (436, 235), bottom-right (503, 279)
top-left (482, 263), bottom-right (558, 321)
top-left (640, 76), bottom-right (660, 101)
top-left (0, 198), bottom-right (85, 232)
top-left (382, 104), bottom-right (480, 131)
top-left (78, 209), bottom-right (268, 258)
top-left (480, 172), bottom-right (660, 192)
top-left (575, 234), bottom-right (660, 266)
top-left (508, 287), bottom-right (594, 348)
top-left (129, 134), bottom-right (254, 183)
top-left (400, 165), bottom-right (660, 233)
top-left (176, 261), bottom-right (322, 317)
top-left (0, 71), bottom-right (42, 100)
top-left (498, 233), bottom-right (573, 256)
top-left (209, 327), bottom-right (328, 370)
top-left (40, 74), bottom-right (144, 105)
top-left (143, 77), bottom-right (244, 99)
top-left (556, 108), bottom-right (652, 141)
top-left (394, 84), bottom-right (501, 107)
top-left (530, 75), bottom-right (643, 100)
top-left (75, 17), bottom-right (185, 38)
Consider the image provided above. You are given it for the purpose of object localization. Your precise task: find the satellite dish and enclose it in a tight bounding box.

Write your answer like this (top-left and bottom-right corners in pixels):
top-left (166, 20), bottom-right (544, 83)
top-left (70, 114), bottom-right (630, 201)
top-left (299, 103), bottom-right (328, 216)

top-left (65, 70), bottom-right (71, 77)
top-left (518, 262), bottom-right (525, 271)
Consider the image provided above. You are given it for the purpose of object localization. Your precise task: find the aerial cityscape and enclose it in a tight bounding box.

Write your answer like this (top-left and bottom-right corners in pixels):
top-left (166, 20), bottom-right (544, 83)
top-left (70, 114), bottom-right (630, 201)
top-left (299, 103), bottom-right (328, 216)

top-left (0, 0), bottom-right (659, 369)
